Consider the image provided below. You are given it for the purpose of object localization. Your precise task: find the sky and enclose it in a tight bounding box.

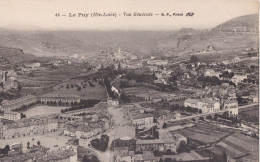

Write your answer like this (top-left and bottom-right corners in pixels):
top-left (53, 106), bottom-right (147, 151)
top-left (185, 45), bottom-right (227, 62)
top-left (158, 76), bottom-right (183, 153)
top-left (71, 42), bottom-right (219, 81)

top-left (0, 0), bottom-right (258, 30)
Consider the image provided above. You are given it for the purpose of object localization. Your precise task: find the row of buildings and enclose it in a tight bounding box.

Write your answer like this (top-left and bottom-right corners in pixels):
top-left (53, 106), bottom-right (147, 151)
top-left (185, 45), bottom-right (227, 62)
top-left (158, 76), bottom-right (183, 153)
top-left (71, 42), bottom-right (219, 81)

top-left (0, 95), bottom-right (37, 112)
top-left (0, 145), bottom-right (77, 162)
top-left (0, 93), bottom-right (81, 112)
top-left (63, 120), bottom-right (109, 139)
top-left (184, 98), bottom-right (240, 114)
top-left (184, 98), bottom-right (221, 113)
top-left (112, 132), bottom-right (187, 159)
top-left (0, 116), bottom-right (59, 139)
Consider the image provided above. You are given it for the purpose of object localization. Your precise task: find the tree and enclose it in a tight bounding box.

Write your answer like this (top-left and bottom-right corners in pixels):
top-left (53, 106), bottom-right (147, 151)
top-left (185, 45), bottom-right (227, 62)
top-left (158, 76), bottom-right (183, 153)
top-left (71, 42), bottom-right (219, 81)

top-left (2, 145), bottom-right (10, 154)
top-left (83, 155), bottom-right (100, 162)
top-left (118, 62), bottom-right (121, 70)
top-left (27, 142), bottom-right (30, 149)
top-left (165, 158), bottom-right (173, 162)
top-left (17, 83), bottom-right (22, 91)
top-left (206, 115), bottom-right (212, 120)
top-left (37, 140), bottom-right (41, 146)
top-left (190, 55), bottom-right (199, 62)
top-left (162, 122), bottom-right (167, 129)
top-left (21, 113), bottom-right (26, 119)
top-left (177, 140), bottom-right (188, 153)
top-left (222, 151), bottom-right (227, 162)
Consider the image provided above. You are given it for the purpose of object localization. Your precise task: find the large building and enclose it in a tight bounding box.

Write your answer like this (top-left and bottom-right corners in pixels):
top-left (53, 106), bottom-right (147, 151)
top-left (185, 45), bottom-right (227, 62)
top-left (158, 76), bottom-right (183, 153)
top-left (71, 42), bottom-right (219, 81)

top-left (0, 95), bottom-right (37, 112)
top-left (223, 100), bottom-right (238, 109)
top-left (40, 93), bottom-right (80, 104)
top-left (125, 104), bottom-right (154, 128)
top-left (111, 137), bottom-right (137, 151)
top-left (131, 114), bottom-right (154, 128)
top-left (136, 134), bottom-right (187, 153)
top-left (113, 150), bottom-right (155, 162)
top-left (0, 116), bottom-right (58, 139)
top-left (63, 120), bottom-right (109, 139)
top-left (184, 98), bottom-right (220, 113)
top-left (3, 111), bottom-right (21, 121)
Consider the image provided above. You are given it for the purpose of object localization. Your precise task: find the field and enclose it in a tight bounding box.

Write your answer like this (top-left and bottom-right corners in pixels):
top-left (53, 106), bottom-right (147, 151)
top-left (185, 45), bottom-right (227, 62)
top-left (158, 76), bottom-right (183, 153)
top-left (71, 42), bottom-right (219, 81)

top-left (239, 105), bottom-right (259, 124)
top-left (52, 79), bottom-right (107, 101)
top-left (173, 122), bottom-right (232, 144)
top-left (122, 87), bottom-right (172, 101)
top-left (24, 105), bottom-right (67, 117)
top-left (216, 133), bottom-right (259, 161)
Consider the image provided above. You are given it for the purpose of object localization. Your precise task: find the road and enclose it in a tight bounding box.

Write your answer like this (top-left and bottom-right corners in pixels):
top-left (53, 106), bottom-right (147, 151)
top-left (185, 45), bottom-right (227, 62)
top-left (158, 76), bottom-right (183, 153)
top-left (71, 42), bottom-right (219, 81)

top-left (171, 103), bottom-right (259, 122)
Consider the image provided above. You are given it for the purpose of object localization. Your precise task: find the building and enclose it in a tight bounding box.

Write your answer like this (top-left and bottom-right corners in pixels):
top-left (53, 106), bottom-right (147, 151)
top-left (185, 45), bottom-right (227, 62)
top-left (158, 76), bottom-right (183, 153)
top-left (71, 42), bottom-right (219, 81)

top-left (40, 93), bottom-right (80, 104)
top-left (0, 146), bottom-right (77, 162)
top-left (38, 147), bottom-right (77, 162)
top-left (0, 95), bottom-right (37, 112)
top-left (204, 69), bottom-right (220, 78)
top-left (64, 121), bottom-right (108, 139)
top-left (131, 114), bottom-right (153, 128)
top-left (231, 74), bottom-right (248, 85)
top-left (113, 150), bottom-right (155, 162)
top-left (0, 116), bottom-right (58, 139)
top-left (111, 137), bottom-right (137, 151)
top-left (3, 111), bottom-right (21, 121)
top-left (223, 100), bottom-right (238, 109)
top-left (147, 60), bottom-right (168, 66)
top-left (107, 98), bottom-right (120, 107)
top-left (126, 104), bottom-right (154, 128)
top-left (184, 98), bottom-right (220, 113)
top-left (136, 134), bottom-right (187, 153)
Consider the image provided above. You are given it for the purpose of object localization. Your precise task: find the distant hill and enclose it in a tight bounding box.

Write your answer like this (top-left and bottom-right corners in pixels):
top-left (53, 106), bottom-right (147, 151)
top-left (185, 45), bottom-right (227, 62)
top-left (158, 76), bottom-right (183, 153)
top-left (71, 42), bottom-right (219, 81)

top-left (0, 47), bottom-right (37, 67)
top-left (176, 14), bottom-right (259, 57)
top-left (0, 14), bottom-right (258, 59)
top-left (213, 14), bottom-right (258, 33)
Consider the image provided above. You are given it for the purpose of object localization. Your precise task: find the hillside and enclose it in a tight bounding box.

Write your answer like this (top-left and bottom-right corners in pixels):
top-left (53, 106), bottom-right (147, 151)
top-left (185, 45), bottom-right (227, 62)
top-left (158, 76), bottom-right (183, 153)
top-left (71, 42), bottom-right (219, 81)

top-left (0, 47), bottom-right (38, 67)
top-left (213, 14), bottom-right (258, 32)
top-left (176, 14), bottom-right (259, 59)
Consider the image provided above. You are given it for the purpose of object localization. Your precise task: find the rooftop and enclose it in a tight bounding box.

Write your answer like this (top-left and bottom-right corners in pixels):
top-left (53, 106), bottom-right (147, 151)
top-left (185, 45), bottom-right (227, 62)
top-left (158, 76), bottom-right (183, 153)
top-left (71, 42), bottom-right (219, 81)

top-left (41, 93), bottom-right (80, 98)
top-left (2, 95), bottom-right (36, 106)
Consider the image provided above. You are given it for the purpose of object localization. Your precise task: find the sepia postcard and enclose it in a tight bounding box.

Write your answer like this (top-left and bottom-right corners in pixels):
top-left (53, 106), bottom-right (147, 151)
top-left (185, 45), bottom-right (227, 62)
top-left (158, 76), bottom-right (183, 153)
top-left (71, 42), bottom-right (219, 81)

top-left (0, 0), bottom-right (259, 162)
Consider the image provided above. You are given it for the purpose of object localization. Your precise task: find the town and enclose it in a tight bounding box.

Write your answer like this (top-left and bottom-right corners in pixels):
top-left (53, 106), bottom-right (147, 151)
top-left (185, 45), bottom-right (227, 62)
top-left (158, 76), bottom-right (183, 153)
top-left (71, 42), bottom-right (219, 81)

top-left (0, 14), bottom-right (259, 162)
